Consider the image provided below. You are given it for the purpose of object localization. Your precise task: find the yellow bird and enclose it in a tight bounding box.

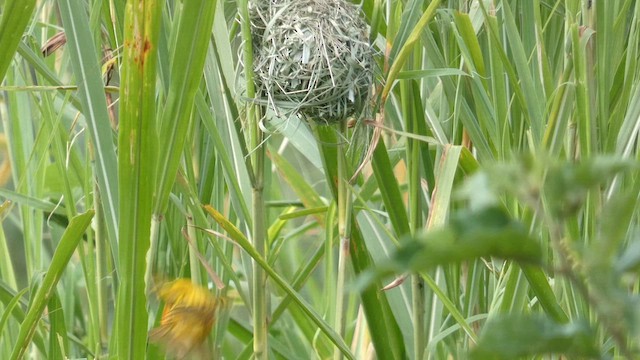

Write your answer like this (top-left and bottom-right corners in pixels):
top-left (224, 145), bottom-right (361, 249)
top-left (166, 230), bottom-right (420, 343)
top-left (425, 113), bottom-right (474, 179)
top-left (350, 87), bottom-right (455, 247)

top-left (149, 279), bottom-right (225, 359)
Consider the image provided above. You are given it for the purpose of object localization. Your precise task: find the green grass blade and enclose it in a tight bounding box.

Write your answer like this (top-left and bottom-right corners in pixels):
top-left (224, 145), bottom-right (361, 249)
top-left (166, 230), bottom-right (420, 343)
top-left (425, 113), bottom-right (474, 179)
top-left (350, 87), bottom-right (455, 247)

top-left (315, 126), bottom-right (407, 359)
top-left (155, 0), bottom-right (217, 213)
top-left (270, 150), bottom-right (326, 224)
top-left (0, 202), bottom-right (17, 289)
top-left (195, 90), bottom-right (252, 225)
top-left (47, 291), bottom-right (69, 360)
top-left (521, 265), bottom-right (569, 323)
top-left (113, 0), bottom-right (162, 358)
top-left (57, 0), bottom-right (120, 263)
top-left (388, 0), bottom-right (428, 62)
top-left (16, 43), bottom-right (82, 109)
top-left (371, 140), bottom-right (410, 237)
top-left (203, 205), bottom-right (355, 360)
top-left (0, 287), bottom-right (28, 350)
top-left (382, 0), bottom-right (442, 102)
top-left (10, 210), bottom-right (94, 360)
top-left (0, 0), bottom-right (37, 82)
top-left (499, 1), bottom-right (545, 145)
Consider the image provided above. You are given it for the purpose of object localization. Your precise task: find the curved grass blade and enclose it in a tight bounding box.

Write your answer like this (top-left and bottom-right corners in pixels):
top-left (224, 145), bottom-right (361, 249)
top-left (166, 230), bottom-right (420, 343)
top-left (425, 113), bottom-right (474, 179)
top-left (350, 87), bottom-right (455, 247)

top-left (10, 210), bottom-right (94, 360)
top-left (203, 205), bottom-right (355, 360)
top-left (470, 315), bottom-right (599, 359)
top-left (0, 287), bottom-right (29, 351)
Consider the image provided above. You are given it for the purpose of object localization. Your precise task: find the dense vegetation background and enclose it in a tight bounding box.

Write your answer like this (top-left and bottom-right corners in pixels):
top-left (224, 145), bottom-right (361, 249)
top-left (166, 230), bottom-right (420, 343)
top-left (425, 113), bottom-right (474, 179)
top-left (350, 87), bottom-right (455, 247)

top-left (1, 0), bottom-right (639, 359)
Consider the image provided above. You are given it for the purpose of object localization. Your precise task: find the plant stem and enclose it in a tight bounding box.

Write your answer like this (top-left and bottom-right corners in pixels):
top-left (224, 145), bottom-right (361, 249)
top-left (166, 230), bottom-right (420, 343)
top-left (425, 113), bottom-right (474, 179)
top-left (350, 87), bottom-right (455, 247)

top-left (334, 121), bottom-right (352, 360)
top-left (412, 274), bottom-right (425, 359)
top-left (401, 75), bottom-right (426, 359)
top-left (252, 178), bottom-right (268, 359)
top-left (237, 0), bottom-right (268, 358)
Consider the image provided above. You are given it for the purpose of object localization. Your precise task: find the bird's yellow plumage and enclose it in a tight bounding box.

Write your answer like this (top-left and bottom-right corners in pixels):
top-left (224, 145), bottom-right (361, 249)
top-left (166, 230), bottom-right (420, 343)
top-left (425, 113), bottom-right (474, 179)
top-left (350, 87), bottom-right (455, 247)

top-left (149, 279), bottom-right (224, 359)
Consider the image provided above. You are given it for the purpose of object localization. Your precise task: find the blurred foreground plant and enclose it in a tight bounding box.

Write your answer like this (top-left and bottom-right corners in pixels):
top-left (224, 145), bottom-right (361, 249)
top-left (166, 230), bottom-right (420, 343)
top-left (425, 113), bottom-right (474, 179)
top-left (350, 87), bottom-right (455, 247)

top-left (358, 155), bottom-right (639, 359)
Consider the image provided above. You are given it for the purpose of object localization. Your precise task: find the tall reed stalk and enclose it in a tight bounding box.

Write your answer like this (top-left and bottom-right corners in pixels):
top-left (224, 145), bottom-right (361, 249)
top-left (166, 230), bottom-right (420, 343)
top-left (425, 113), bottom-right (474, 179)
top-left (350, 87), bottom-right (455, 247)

top-left (238, 0), bottom-right (269, 358)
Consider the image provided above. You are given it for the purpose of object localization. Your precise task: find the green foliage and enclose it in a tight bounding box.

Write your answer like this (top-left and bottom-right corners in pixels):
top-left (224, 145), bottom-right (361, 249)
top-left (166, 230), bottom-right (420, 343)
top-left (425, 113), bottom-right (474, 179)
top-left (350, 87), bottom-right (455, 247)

top-left (470, 315), bottom-right (600, 359)
top-left (113, 0), bottom-right (162, 358)
top-left (0, 0), bottom-right (37, 81)
top-left (356, 206), bottom-right (542, 289)
top-left (10, 211), bottom-right (94, 360)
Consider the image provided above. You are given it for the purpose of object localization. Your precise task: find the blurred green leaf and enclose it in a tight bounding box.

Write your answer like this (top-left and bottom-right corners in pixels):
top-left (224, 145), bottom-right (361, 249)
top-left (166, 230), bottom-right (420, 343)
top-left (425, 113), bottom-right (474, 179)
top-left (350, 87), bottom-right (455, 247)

top-left (270, 149), bottom-right (326, 225)
top-left (616, 241), bottom-right (640, 273)
top-left (356, 206), bottom-right (542, 289)
top-left (470, 315), bottom-right (600, 360)
top-left (546, 157), bottom-right (633, 193)
top-left (43, 163), bottom-right (82, 197)
top-left (413, 207), bottom-right (541, 267)
top-left (543, 157), bottom-right (635, 217)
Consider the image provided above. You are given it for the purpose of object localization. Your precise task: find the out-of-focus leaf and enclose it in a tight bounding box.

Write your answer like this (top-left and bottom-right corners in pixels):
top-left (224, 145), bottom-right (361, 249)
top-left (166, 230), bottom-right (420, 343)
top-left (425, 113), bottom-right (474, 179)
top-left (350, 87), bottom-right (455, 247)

top-left (355, 206), bottom-right (542, 289)
top-left (469, 315), bottom-right (600, 360)
top-left (409, 207), bottom-right (541, 268)
top-left (616, 241), bottom-right (640, 273)
top-left (43, 163), bottom-right (82, 196)
top-left (590, 182), bottom-right (640, 273)
top-left (543, 157), bottom-right (635, 217)
top-left (270, 149), bottom-right (326, 225)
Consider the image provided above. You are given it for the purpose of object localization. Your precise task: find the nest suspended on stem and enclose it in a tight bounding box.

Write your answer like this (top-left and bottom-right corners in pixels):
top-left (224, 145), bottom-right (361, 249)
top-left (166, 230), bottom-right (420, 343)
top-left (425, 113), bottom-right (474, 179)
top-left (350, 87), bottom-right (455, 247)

top-left (249, 0), bottom-right (374, 124)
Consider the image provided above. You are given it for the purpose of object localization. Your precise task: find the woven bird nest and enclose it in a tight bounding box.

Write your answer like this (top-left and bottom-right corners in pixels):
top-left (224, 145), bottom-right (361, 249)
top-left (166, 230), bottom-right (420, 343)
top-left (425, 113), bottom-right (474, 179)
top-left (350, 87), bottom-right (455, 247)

top-left (250, 0), bottom-right (373, 124)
